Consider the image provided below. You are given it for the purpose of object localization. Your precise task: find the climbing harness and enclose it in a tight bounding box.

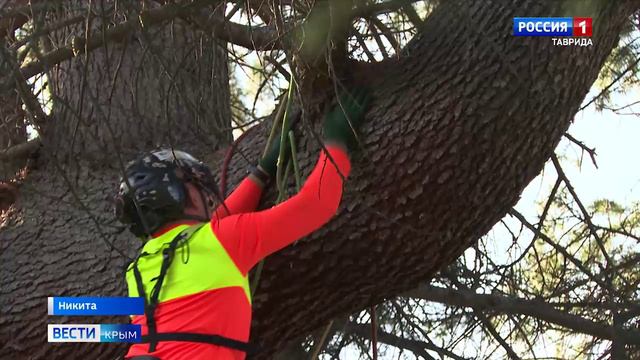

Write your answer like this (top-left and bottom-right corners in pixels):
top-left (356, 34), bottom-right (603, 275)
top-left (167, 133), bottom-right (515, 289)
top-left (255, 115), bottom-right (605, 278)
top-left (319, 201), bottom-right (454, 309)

top-left (130, 223), bottom-right (254, 354)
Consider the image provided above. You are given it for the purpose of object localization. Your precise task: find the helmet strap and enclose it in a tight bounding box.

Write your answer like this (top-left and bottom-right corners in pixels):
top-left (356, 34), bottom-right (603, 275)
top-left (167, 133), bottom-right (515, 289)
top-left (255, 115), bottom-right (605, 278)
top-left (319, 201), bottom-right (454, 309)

top-left (197, 187), bottom-right (211, 220)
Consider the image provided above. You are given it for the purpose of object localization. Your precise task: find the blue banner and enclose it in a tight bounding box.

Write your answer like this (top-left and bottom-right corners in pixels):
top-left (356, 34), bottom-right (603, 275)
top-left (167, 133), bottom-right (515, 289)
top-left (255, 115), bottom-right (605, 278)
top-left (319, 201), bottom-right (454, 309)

top-left (513, 17), bottom-right (573, 36)
top-left (48, 324), bottom-right (142, 343)
top-left (48, 297), bottom-right (144, 316)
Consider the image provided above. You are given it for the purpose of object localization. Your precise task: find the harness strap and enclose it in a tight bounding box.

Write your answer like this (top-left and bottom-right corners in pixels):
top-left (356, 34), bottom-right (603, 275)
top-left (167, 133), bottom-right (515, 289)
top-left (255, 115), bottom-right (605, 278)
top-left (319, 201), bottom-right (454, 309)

top-left (132, 223), bottom-right (205, 353)
top-left (140, 332), bottom-right (255, 354)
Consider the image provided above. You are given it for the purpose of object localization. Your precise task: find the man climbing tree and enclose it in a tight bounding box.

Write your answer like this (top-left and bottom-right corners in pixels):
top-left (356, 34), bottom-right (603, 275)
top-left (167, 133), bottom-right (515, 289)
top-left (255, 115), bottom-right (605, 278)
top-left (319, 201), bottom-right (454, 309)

top-left (115, 91), bottom-right (368, 359)
top-left (2, 1), bottom-right (640, 359)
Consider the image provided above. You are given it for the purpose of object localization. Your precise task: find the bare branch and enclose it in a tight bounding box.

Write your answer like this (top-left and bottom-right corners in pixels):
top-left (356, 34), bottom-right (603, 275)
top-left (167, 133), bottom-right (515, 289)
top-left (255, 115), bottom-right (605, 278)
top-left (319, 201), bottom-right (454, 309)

top-left (564, 132), bottom-right (598, 169)
top-left (10, 15), bottom-right (85, 50)
top-left (510, 208), bottom-right (610, 290)
top-left (352, 0), bottom-right (422, 18)
top-left (1, 0), bottom-right (221, 91)
top-left (406, 285), bottom-right (640, 345)
top-left (367, 19), bottom-right (390, 59)
top-left (370, 17), bottom-right (400, 55)
top-left (474, 310), bottom-right (522, 360)
top-left (244, 0), bottom-right (275, 24)
top-left (0, 45), bottom-right (47, 129)
top-left (552, 155), bottom-right (612, 269)
top-left (401, 3), bottom-right (424, 28)
top-left (188, 10), bottom-right (283, 50)
top-left (309, 320), bottom-right (334, 360)
top-left (579, 55), bottom-right (640, 111)
top-left (0, 138), bottom-right (40, 161)
top-left (347, 322), bottom-right (452, 360)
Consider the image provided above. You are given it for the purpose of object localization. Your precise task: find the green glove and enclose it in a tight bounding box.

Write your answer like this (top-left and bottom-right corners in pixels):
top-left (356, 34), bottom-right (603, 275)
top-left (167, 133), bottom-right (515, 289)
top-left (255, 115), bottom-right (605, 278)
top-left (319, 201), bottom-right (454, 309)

top-left (322, 88), bottom-right (370, 152)
top-left (258, 136), bottom-right (283, 179)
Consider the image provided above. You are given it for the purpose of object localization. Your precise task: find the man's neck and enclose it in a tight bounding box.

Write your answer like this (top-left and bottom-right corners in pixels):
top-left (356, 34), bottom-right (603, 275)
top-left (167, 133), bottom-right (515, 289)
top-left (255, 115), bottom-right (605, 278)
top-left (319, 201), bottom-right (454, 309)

top-left (152, 219), bottom-right (201, 238)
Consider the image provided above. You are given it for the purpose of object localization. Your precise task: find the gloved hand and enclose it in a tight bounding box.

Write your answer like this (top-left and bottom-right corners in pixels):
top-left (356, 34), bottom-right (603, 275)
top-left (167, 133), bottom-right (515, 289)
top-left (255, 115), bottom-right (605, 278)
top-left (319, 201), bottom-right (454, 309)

top-left (322, 88), bottom-right (370, 152)
top-left (258, 135), bottom-right (283, 179)
top-left (254, 107), bottom-right (301, 184)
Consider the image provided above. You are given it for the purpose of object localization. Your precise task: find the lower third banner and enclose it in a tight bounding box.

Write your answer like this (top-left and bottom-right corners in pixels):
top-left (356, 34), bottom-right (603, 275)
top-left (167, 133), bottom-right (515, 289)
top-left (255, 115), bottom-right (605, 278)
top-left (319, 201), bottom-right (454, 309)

top-left (47, 324), bottom-right (141, 343)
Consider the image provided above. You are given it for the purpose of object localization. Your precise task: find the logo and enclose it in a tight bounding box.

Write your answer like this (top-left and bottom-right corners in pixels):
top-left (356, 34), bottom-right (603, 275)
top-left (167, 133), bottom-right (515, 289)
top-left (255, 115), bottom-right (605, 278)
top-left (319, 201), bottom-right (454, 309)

top-left (573, 17), bottom-right (592, 37)
top-left (513, 17), bottom-right (592, 37)
top-left (48, 324), bottom-right (141, 343)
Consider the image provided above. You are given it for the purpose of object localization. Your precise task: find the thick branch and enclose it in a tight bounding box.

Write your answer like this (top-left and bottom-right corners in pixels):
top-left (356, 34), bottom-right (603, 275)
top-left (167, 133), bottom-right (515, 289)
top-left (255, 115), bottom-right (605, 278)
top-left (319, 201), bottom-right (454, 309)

top-left (188, 10), bottom-right (282, 50)
top-left (406, 285), bottom-right (640, 345)
top-left (191, 0), bottom-right (424, 51)
top-left (0, 138), bottom-right (40, 162)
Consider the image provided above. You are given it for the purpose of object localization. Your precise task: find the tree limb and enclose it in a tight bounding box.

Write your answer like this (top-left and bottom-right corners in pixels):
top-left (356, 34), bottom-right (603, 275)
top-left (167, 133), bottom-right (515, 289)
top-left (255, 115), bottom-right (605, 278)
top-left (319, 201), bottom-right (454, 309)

top-left (405, 285), bottom-right (640, 345)
top-left (0, 138), bottom-right (41, 161)
top-left (552, 155), bottom-right (613, 269)
top-left (510, 209), bottom-right (610, 290)
top-left (346, 322), bottom-right (438, 360)
top-left (188, 10), bottom-right (283, 50)
top-left (564, 133), bottom-right (598, 168)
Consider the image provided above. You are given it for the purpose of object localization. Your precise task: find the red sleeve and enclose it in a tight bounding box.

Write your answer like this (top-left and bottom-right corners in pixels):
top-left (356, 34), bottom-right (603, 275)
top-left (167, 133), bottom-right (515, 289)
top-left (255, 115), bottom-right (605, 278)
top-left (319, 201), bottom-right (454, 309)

top-left (212, 145), bottom-right (351, 275)
top-left (212, 177), bottom-right (263, 220)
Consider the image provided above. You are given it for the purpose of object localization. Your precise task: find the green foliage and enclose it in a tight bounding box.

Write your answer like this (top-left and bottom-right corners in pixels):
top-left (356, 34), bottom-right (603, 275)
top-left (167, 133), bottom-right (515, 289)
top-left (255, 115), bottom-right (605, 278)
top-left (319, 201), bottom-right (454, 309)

top-left (592, 22), bottom-right (640, 111)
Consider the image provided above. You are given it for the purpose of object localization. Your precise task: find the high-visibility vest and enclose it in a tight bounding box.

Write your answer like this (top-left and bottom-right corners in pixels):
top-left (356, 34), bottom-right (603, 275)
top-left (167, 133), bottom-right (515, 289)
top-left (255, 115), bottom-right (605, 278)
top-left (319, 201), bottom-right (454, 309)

top-left (126, 223), bottom-right (252, 306)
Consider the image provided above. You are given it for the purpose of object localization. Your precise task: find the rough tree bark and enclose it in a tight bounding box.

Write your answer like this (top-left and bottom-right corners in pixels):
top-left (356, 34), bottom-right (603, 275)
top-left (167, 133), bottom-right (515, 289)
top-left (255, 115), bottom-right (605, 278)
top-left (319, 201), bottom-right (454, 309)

top-left (0, 1), bottom-right (638, 359)
top-left (248, 1), bottom-right (639, 357)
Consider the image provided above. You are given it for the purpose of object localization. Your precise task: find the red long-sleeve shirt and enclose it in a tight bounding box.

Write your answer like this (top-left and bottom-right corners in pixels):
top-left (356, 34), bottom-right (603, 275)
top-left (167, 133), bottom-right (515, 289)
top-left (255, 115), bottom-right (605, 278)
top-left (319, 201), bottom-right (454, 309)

top-left (125, 145), bottom-right (350, 360)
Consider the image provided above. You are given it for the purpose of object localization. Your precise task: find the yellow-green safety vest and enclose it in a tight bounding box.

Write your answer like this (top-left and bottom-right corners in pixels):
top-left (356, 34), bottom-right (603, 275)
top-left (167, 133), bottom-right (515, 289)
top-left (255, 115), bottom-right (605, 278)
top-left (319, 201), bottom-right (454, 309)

top-left (126, 223), bottom-right (252, 305)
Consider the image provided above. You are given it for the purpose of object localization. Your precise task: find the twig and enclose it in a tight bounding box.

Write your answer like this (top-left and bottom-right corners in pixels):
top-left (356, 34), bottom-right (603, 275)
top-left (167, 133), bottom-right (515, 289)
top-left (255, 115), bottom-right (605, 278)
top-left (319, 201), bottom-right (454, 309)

top-left (10, 15), bottom-right (85, 50)
top-left (407, 284), bottom-right (640, 345)
top-left (551, 155), bottom-right (612, 269)
top-left (352, 29), bottom-right (377, 61)
top-left (564, 133), bottom-right (598, 169)
top-left (370, 305), bottom-right (378, 360)
top-left (309, 320), bottom-right (334, 360)
top-left (579, 55), bottom-right (640, 111)
top-left (509, 209), bottom-right (610, 290)
top-left (345, 322), bottom-right (437, 360)
top-left (264, 54), bottom-right (291, 80)
top-left (367, 19), bottom-right (390, 59)
top-left (401, 3), bottom-right (423, 28)
top-left (475, 311), bottom-right (522, 360)
top-left (370, 17), bottom-right (400, 55)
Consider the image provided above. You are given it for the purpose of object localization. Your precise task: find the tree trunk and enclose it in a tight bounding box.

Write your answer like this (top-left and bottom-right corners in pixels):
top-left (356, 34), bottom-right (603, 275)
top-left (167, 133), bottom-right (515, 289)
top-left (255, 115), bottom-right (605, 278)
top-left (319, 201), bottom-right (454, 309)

top-left (244, 1), bottom-right (638, 357)
top-left (0, 3), bottom-right (231, 358)
top-left (1, 1), bottom-right (637, 359)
